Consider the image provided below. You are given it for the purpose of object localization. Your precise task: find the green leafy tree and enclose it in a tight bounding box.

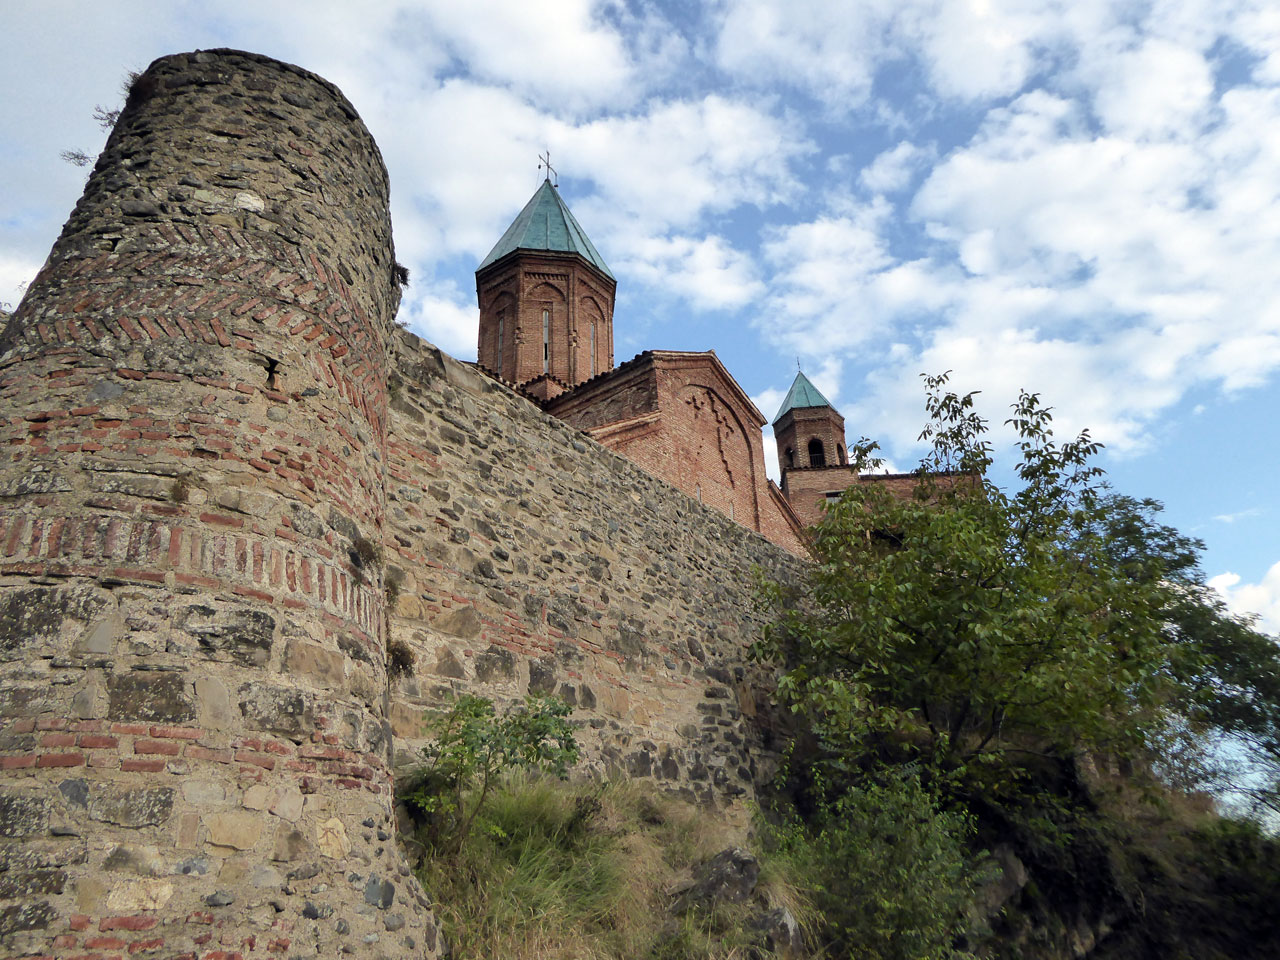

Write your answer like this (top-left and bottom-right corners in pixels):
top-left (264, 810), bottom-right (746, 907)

top-left (756, 374), bottom-right (1176, 802)
top-left (406, 694), bottom-right (579, 853)
top-left (764, 766), bottom-right (985, 960)
top-left (1095, 494), bottom-right (1280, 810)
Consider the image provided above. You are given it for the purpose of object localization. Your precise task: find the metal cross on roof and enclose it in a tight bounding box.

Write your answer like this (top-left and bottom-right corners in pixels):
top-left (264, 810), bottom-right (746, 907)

top-left (538, 151), bottom-right (558, 187)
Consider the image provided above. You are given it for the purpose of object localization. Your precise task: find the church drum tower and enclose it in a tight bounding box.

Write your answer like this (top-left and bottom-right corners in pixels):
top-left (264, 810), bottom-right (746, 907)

top-left (475, 178), bottom-right (616, 401)
top-left (773, 370), bottom-right (848, 473)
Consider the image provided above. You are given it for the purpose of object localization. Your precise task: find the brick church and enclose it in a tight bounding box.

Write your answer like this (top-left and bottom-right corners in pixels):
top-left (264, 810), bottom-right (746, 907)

top-left (472, 177), bottom-right (890, 556)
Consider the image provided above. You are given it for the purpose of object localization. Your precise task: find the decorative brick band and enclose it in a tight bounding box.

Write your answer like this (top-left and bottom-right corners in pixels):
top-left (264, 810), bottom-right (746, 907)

top-left (14, 245), bottom-right (389, 437)
top-left (0, 510), bottom-right (380, 639)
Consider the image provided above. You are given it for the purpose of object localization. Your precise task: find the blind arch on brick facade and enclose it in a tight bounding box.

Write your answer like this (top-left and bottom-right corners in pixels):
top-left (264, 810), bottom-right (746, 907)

top-left (678, 382), bottom-right (762, 529)
top-left (580, 294), bottom-right (605, 380)
top-left (483, 290), bottom-right (516, 377)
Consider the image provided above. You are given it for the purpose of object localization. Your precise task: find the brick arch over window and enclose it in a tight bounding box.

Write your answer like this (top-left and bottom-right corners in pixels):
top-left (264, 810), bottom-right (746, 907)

top-left (808, 437), bottom-right (826, 468)
top-left (579, 294), bottom-right (605, 379)
top-left (527, 281), bottom-right (566, 376)
top-left (487, 291), bottom-right (516, 378)
top-left (528, 280), bottom-right (566, 302)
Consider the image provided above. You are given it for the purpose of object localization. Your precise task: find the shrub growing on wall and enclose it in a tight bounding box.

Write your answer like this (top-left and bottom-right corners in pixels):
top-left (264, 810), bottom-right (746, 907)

top-left (404, 694), bottom-right (579, 854)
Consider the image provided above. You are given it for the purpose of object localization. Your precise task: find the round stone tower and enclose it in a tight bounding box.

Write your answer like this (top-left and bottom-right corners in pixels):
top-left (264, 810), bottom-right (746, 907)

top-left (0, 50), bottom-right (440, 957)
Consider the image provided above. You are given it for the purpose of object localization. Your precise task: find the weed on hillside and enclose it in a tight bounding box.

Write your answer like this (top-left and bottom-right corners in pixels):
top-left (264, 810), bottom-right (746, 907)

top-left (408, 773), bottom-right (811, 960)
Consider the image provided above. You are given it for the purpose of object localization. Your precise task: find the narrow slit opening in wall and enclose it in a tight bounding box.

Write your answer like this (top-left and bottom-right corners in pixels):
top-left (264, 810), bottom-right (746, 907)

top-left (265, 358), bottom-right (281, 392)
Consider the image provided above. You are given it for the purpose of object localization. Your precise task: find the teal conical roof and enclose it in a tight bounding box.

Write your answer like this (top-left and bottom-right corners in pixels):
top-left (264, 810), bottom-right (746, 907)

top-left (773, 370), bottom-right (832, 423)
top-left (478, 179), bottom-right (614, 279)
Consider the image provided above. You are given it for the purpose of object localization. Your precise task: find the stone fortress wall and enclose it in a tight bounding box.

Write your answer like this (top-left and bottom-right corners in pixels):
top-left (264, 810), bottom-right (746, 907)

top-left (385, 336), bottom-right (799, 800)
top-left (0, 49), bottom-right (801, 960)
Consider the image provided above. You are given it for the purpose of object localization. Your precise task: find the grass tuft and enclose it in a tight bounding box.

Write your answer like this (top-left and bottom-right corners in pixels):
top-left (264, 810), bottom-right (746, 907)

top-left (412, 772), bottom-right (807, 960)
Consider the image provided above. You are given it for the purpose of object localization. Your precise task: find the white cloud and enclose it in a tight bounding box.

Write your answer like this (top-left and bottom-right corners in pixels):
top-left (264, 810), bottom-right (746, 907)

top-left (860, 141), bottom-right (930, 194)
top-left (750, 20), bottom-right (1280, 458)
top-left (1210, 563), bottom-right (1280, 635)
top-left (761, 429), bottom-right (780, 482)
top-left (900, 0), bottom-right (1043, 101)
top-left (756, 201), bottom-right (963, 393)
top-left (569, 95), bottom-right (810, 234)
top-left (0, 255), bottom-right (41, 312)
top-left (1233, 2), bottom-right (1280, 83)
top-left (617, 235), bottom-right (763, 311)
top-left (712, 0), bottom-right (1136, 109)
top-left (1214, 508), bottom-right (1264, 524)
top-left (752, 387), bottom-right (786, 425)
top-left (1089, 39), bottom-right (1214, 140)
top-left (759, 200), bottom-right (896, 350)
top-left (398, 281), bottom-right (478, 360)
top-left (411, 0), bottom-right (639, 111)
top-left (714, 0), bottom-right (897, 107)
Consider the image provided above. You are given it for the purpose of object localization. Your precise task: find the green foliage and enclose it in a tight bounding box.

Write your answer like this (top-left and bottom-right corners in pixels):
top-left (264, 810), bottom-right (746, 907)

top-left (755, 374), bottom-right (1174, 803)
top-left (753, 373), bottom-right (1280, 955)
top-left (413, 773), bottom-right (801, 960)
top-left (1089, 493), bottom-right (1280, 812)
top-left (405, 694), bottom-right (579, 854)
top-left (762, 767), bottom-right (985, 960)
top-left (1060, 801), bottom-right (1280, 960)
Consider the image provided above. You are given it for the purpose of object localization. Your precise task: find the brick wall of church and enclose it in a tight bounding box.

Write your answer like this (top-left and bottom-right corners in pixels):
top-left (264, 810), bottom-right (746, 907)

top-left (544, 355), bottom-right (659, 429)
top-left (547, 354), bottom-right (808, 555)
top-left (782, 467), bottom-right (926, 528)
top-left (780, 465), bottom-right (860, 527)
top-left (648, 361), bottom-right (764, 529)
top-left (476, 253), bottom-right (614, 389)
top-left (775, 405), bottom-right (847, 472)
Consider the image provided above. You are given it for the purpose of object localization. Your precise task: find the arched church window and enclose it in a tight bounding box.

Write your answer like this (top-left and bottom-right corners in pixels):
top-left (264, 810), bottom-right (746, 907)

top-left (496, 313), bottom-right (505, 377)
top-left (542, 308), bottom-right (550, 374)
top-left (808, 438), bottom-right (826, 468)
top-left (590, 322), bottom-right (597, 377)
top-left (837, 443), bottom-right (845, 464)
top-left (784, 447), bottom-right (794, 468)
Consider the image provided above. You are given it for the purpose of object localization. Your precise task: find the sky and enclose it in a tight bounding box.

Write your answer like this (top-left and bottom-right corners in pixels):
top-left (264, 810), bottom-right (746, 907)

top-left (2, 0), bottom-right (1278, 633)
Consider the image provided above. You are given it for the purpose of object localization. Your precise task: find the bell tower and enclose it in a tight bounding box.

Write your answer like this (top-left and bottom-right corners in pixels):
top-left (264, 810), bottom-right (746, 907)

top-left (773, 370), bottom-right (848, 474)
top-left (476, 177), bottom-right (616, 401)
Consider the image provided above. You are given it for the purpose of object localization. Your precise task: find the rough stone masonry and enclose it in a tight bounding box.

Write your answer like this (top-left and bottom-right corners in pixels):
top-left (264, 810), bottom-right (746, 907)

top-left (0, 49), bottom-right (801, 959)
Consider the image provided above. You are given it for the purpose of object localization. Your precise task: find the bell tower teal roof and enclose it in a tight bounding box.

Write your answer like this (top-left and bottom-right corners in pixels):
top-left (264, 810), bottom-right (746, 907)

top-left (478, 179), bottom-right (614, 280)
top-left (773, 370), bottom-right (832, 423)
